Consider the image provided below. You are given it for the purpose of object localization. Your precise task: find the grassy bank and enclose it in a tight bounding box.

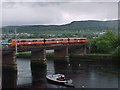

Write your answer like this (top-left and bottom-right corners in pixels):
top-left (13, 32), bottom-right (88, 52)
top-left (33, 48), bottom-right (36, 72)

top-left (17, 51), bottom-right (54, 59)
top-left (17, 52), bottom-right (118, 62)
top-left (70, 54), bottom-right (118, 64)
top-left (17, 52), bottom-right (31, 58)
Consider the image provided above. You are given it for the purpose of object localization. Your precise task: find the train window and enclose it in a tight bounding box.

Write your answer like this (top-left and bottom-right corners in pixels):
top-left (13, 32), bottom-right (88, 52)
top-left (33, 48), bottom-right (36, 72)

top-left (21, 40), bottom-right (26, 42)
top-left (38, 40), bottom-right (43, 42)
top-left (56, 39), bottom-right (63, 41)
top-left (81, 39), bottom-right (86, 40)
top-left (51, 39), bottom-right (54, 41)
top-left (33, 40), bottom-right (37, 42)
top-left (55, 39), bottom-right (59, 41)
top-left (46, 40), bottom-right (50, 42)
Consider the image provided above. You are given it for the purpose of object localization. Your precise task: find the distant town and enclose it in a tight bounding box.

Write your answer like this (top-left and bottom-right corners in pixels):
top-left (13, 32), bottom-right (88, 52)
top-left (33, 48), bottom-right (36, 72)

top-left (1, 20), bottom-right (118, 40)
top-left (0, 31), bottom-right (108, 40)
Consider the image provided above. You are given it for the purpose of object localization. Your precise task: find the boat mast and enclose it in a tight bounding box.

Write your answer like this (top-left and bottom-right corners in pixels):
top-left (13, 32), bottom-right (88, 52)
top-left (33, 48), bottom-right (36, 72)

top-left (15, 28), bottom-right (18, 55)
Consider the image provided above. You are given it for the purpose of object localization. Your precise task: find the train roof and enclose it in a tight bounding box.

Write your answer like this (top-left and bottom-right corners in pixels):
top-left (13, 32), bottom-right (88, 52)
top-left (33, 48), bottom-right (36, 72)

top-left (11, 37), bottom-right (87, 41)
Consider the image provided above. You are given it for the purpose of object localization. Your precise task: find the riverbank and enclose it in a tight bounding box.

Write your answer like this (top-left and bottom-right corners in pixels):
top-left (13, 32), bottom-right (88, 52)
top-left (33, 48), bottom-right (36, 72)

top-left (17, 52), bottom-right (54, 59)
top-left (70, 54), bottom-right (118, 60)
top-left (70, 54), bottom-right (118, 64)
top-left (17, 52), bottom-right (118, 63)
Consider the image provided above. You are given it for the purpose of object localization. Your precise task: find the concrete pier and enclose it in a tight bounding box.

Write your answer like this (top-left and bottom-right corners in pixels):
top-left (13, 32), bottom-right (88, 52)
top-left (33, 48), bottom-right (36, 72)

top-left (2, 70), bottom-right (17, 89)
top-left (2, 49), bottom-right (17, 88)
top-left (2, 50), bottom-right (17, 71)
top-left (31, 65), bottom-right (47, 88)
top-left (31, 49), bottom-right (47, 67)
top-left (54, 47), bottom-right (69, 61)
top-left (73, 45), bottom-right (87, 55)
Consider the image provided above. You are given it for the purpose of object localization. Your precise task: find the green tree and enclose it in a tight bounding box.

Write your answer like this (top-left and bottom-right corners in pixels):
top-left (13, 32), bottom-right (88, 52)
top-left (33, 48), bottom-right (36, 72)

top-left (90, 31), bottom-right (117, 53)
top-left (96, 40), bottom-right (112, 53)
top-left (98, 31), bottom-right (117, 46)
top-left (112, 36), bottom-right (120, 56)
top-left (113, 36), bottom-right (120, 48)
top-left (113, 46), bottom-right (120, 56)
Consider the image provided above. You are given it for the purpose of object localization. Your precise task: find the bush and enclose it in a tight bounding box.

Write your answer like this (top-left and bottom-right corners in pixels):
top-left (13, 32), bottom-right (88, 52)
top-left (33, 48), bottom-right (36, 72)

top-left (89, 31), bottom-right (117, 54)
top-left (112, 46), bottom-right (120, 56)
top-left (96, 40), bottom-right (112, 53)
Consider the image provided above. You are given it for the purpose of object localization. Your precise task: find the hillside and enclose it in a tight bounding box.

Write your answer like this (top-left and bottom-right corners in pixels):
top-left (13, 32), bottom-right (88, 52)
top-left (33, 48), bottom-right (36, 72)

top-left (2, 20), bottom-right (118, 38)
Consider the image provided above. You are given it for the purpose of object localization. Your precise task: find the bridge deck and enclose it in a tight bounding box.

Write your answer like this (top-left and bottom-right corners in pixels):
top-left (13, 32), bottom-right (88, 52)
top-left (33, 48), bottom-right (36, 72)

top-left (2, 42), bottom-right (86, 53)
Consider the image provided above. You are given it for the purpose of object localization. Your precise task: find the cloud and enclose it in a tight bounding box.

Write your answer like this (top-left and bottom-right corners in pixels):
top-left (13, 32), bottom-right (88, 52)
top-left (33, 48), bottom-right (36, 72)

top-left (2, 2), bottom-right (66, 25)
top-left (1, 2), bottom-right (118, 26)
top-left (2, 0), bottom-right (120, 2)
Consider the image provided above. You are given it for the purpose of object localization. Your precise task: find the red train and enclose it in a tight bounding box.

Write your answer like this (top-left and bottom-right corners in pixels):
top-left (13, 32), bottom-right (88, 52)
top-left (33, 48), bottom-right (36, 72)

top-left (8, 38), bottom-right (87, 47)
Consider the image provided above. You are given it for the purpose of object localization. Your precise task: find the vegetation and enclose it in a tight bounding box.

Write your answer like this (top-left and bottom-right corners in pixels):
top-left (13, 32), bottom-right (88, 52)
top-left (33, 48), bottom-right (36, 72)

top-left (112, 46), bottom-right (120, 56)
top-left (2, 20), bottom-right (118, 39)
top-left (88, 31), bottom-right (119, 56)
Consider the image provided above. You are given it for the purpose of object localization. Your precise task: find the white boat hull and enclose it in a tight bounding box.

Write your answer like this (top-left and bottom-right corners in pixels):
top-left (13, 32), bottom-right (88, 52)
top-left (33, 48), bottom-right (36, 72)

top-left (46, 74), bottom-right (74, 87)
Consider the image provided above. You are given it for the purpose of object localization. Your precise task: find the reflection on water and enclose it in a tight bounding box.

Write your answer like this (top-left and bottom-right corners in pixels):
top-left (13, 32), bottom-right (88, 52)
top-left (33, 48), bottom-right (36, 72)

top-left (17, 59), bottom-right (32, 85)
top-left (31, 62), bottom-right (47, 89)
top-left (2, 58), bottom-right (118, 89)
top-left (2, 70), bottom-right (17, 89)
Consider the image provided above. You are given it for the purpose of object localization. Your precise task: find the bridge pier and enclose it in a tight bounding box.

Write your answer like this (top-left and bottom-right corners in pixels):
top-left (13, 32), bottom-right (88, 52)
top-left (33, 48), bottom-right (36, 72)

top-left (31, 49), bottom-right (47, 67)
top-left (74, 45), bottom-right (87, 55)
top-left (2, 50), bottom-right (17, 71)
top-left (2, 70), bottom-right (17, 89)
top-left (54, 47), bottom-right (69, 61)
top-left (2, 49), bottom-right (17, 88)
top-left (31, 64), bottom-right (47, 88)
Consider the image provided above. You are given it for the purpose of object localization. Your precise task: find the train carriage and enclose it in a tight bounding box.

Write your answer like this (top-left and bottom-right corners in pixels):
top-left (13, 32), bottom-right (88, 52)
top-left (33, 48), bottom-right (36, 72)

top-left (8, 38), bottom-right (87, 47)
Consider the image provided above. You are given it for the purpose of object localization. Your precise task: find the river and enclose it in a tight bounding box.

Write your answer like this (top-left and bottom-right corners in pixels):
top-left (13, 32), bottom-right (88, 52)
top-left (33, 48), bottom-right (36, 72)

top-left (12, 57), bottom-right (118, 89)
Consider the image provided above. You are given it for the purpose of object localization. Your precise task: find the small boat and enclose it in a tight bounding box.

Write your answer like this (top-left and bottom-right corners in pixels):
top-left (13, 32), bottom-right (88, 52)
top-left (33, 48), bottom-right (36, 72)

top-left (46, 74), bottom-right (74, 87)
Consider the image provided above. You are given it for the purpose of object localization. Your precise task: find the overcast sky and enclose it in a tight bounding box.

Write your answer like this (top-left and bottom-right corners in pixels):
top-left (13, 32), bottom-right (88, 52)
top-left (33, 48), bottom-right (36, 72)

top-left (1, 0), bottom-right (119, 26)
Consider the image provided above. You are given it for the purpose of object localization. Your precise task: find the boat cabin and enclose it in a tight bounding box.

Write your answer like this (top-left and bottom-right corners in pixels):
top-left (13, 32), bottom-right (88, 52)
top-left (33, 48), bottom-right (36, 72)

top-left (56, 74), bottom-right (65, 81)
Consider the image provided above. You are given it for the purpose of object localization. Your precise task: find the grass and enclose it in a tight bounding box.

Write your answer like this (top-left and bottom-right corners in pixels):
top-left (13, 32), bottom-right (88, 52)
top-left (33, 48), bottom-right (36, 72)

top-left (18, 51), bottom-right (31, 55)
top-left (17, 51), bottom-right (54, 59)
top-left (85, 53), bottom-right (112, 56)
top-left (17, 51), bottom-right (117, 62)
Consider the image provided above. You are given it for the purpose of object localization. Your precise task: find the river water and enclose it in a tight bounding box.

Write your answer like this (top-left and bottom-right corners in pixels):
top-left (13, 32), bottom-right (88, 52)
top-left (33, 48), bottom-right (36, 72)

top-left (11, 57), bottom-right (118, 89)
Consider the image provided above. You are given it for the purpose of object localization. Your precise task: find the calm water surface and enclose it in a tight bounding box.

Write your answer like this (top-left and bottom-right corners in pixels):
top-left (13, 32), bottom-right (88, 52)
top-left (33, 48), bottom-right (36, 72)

top-left (14, 58), bottom-right (118, 89)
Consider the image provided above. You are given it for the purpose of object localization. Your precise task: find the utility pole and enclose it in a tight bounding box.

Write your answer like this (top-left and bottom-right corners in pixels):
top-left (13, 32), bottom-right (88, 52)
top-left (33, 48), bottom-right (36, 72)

top-left (15, 28), bottom-right (18, 55)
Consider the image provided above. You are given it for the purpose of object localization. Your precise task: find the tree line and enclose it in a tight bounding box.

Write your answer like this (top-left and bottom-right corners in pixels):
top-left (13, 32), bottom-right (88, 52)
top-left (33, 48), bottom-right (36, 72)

top-left (88, 31), bottom-right (120, 56)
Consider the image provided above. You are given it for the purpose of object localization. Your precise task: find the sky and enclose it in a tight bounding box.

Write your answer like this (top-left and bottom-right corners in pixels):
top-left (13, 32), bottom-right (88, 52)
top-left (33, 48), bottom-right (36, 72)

top-left (1, 0), bottom-right (119, 27)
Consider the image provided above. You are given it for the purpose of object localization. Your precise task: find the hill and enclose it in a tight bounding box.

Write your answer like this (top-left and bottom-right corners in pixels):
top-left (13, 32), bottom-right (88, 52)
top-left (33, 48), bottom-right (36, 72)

top-left (2, 20), bottom-right (118, 38)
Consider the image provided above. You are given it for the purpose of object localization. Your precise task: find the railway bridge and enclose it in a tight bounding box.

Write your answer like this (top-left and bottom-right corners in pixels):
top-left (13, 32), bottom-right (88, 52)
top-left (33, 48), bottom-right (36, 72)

top-left (1, 40), bottom-right (88, 88)
top-left (2, 40), bottom-right (87, 71)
